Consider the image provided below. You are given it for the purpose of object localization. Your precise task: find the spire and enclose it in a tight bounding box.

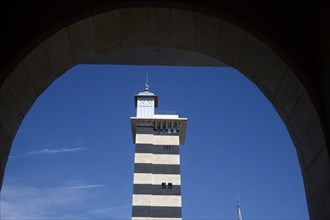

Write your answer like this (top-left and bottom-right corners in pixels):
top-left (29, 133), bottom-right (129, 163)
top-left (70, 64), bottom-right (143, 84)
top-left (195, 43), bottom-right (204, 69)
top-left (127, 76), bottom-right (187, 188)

top-left (237, 195), bottom-right (243, 220)
top-left (145, 72), bottom-right (149, 91)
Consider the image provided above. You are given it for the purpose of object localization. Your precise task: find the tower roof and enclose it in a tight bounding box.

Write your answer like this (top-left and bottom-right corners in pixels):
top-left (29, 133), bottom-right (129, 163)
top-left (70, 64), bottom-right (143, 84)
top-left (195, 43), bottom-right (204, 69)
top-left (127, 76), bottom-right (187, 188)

top-left (134, 90), bottom-right (158, 107)
top-left (134, 73), bottom-right (158, 107)
top-left (137, 90), bottom-right (156, 96)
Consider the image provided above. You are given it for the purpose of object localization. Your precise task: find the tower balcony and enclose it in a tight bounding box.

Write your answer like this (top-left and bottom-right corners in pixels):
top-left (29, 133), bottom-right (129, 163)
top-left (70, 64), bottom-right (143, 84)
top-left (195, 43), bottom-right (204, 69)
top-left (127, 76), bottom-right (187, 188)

top-left (130, 116), bottom-right (187, 145)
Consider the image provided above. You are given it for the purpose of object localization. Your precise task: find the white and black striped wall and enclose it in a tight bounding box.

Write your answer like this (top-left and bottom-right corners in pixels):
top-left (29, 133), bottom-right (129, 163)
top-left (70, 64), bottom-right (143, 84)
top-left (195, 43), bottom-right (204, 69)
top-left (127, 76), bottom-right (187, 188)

top-left (132, 126), bottom-right (182, 220)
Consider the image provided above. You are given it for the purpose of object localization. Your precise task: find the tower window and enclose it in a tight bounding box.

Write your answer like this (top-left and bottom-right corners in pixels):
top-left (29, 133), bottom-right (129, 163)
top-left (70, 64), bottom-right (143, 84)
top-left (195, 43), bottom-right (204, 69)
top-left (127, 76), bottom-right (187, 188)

top-left (168, 183), bottom-right (173, 189)
top-left (161, 183), bottom-right (166, 189)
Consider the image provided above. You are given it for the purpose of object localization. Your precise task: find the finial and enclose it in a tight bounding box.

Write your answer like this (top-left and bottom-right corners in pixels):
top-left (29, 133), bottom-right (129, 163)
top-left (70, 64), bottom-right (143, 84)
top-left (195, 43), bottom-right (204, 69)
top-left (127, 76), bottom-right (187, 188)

top-left (237, 194), bottom-right (243, 220)
top-left (145, 72), bottom-right (149, 91)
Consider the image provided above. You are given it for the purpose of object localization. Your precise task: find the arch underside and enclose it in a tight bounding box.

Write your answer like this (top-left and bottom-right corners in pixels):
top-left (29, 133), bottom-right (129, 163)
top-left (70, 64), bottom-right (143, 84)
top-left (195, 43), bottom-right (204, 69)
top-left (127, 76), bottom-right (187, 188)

top-left (0, 7), bottom-right (329, 219)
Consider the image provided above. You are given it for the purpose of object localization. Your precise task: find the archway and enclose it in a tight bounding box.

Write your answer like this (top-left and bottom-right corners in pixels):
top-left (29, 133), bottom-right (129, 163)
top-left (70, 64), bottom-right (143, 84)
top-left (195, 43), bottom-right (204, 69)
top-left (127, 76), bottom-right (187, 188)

top-left (0, 7), bottom-right (329, 219)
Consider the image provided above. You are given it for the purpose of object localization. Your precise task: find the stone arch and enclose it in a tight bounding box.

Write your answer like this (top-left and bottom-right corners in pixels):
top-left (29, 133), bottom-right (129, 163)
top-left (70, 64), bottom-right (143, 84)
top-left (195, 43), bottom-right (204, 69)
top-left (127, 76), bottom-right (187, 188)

top-left (0, 7), bottom-right (329, 219)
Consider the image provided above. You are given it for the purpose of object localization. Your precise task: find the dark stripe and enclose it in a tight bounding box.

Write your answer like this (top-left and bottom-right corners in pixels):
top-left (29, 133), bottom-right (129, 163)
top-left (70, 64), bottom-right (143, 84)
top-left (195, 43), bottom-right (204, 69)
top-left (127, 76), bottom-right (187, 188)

top-left (135, 144), bottom-right (153, 153)
top-left (154, 164), bottom-right (181, 174)
top-left (134, 163), bottom-right (152, 173)
top-left (132, 206), bottom-right (182, 218)
top-left (153, 145), bottom-right (180, 154)
top-left (135, 144), bottom-right (180, 154)
top-left (136, 126), bottom-right (154, 134)
top-left (133, 184), bottom-right (181, 195)
top-left (133, 184), bottom-right (151, 194)
top-left (136, 126), bottom-right (180, 136)
top-left (134, 163), bottom-right (180, 174)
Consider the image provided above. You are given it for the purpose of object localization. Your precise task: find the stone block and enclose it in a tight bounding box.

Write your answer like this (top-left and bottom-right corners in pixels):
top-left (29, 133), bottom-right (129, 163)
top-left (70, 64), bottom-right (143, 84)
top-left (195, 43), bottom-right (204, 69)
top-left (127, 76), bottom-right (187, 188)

top-left (240, 35), bottom-right (287, 98)
top-left (194, 13), bottom-right (222, 57)
top-left (273, 68), bottom-right (305, 124)
top-left (306, 198), bottom-right (314, 220)
top-left (4, 67), bottom-right (36, 137)
top-left (300, 118), bottom-right (327, 170)
top-left (281, 68), bottom-right (305, 103)
top-left (256, 81), bottom-right (275, 103)
top-left (12, 80), bottom-right (37, 117)
top-left (260, 51), bottom-right (287, 96)
top-left (324, 185), bottom-right (330, 219)
top-left (45, 28), bottom-right (74, 77)
top-left (0, 139), bottom-right (11, 189)
top-left (304, 148), bottom-right (330, 219)
top-left (285, 121), bottom-right (300, 149)
top-left (94, 10), bottom-right (120, 53)
top-left (171, 9), bottom-right (196, 49)
top-left (0, 156), bottom-right (6, 189)
top-left (218, 21), bottom-right (246, 67)
top-left (288, 92), bottom-right (318, 143)
top-left (23, 43), bottom-right (55, 95)
top-left (0, 135), bottom-right (11, 162)
top-left (300, 132), bottom-right (318, 171)
top-left (243, 33), bottom-right (269, 62)
top-left (0, 124), bottom-right (11, 158)
top-left (238, 51), bottom-right (263, 85)
top-left (273, 86), bottom-right (296, 123)
top-left (0, 86), bottom-right (20, 137)
top-left (9, 115), bottom-right (22, 142)
top-left (303, 147), bottom-right (330, 200)
top-left (4, 62), bottom-right (29, 98)
top-left (68, 17), bottom-right (96, 63)
top-left (310, 185), bottom-right (330, 220)
top-left (145, 8), bottom-right (171, 47)
top-left (119, 8), bottom-right (147, 47)
top-left (0, 110), bottom-right (15, 184)
top-left (301, 169), bottom-right (312, 201)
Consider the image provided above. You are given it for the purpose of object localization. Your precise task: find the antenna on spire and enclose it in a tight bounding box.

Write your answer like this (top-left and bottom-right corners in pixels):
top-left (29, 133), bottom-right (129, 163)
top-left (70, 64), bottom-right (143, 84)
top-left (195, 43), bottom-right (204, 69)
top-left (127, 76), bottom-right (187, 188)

top-left (145, 72), bottom-right (149, 91)
top-left (237, 194), bottom-right (243, 220)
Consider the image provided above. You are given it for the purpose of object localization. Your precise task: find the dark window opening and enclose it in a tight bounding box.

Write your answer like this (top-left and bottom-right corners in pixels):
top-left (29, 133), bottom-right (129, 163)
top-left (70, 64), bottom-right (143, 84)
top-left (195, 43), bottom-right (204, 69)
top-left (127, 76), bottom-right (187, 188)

top-left (161, 183), bottom-right (166, 189)
top-left (168, 183), bottom-right (173, 189)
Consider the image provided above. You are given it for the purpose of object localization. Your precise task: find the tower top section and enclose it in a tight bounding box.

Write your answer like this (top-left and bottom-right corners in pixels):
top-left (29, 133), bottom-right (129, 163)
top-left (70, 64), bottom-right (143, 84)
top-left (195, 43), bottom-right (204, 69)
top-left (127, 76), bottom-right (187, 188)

top-left (134, 75), bottom-right (158, 108)
top-left (134, 90), bottom-right (158, 108)
top-left (131, 82), bottom-right (187, 145)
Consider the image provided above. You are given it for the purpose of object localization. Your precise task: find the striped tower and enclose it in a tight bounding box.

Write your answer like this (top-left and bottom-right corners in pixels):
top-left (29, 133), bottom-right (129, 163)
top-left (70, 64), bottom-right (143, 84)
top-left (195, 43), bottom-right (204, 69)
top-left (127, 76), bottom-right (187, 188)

top-left (130, 84), bottom-right (187, 220)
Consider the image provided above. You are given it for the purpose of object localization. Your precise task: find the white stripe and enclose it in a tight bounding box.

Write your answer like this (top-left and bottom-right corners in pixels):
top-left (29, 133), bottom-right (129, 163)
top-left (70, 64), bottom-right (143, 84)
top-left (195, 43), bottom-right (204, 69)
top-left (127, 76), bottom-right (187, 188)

top-left (152, 154), bottom-right (180, 165)
top-left (153, 135), bottom-right (179, 145)
top-left (135, 134), bottom-right (180, 145)
top-left (134, 153), bottom-right (180, 165)
top-left (134, 153), bottom-right (153, 163)
top-left (152, 174), bottom-right (181, 185)
top-left (132, 218), bottom-right (181, 220)
top-left (133, 173), bottom-right (152, 184)
top-left (133, 173), bottom-right (181, 185)
top-left (132, 195), bottom-right (181, 207)
top-left (136, 134), bottom-right (153, 144)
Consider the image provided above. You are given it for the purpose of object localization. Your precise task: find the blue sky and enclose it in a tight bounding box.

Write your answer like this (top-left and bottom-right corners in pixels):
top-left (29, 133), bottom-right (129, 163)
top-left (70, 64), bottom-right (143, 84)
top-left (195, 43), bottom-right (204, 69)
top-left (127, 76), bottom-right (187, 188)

top-left (1, 65), bottom-right (309, 219)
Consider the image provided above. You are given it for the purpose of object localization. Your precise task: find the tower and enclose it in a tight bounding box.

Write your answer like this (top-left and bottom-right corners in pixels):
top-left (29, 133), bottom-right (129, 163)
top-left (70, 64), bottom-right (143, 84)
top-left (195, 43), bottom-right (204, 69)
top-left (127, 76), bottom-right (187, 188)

top-left (237, 199), bottom-right (243, 220)
top-left (130, 84), bottom-right (187, 219)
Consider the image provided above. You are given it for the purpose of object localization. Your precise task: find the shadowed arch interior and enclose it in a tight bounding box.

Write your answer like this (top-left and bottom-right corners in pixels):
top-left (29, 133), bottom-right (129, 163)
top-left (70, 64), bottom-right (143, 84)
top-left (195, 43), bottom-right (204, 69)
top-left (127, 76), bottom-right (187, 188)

top-left (0, 7), bottom-right (329, 220)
